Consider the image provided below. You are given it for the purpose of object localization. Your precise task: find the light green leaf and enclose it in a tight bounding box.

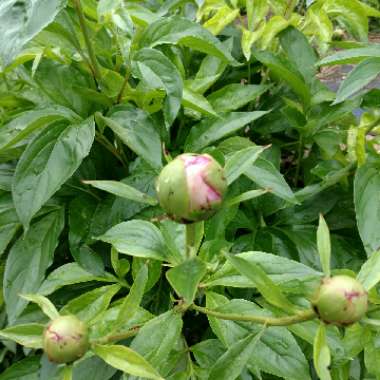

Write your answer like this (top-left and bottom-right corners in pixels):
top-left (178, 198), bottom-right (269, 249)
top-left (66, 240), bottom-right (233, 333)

top-left (131, 311), bottom-right (183, 370)
top-left (354, 163), bottom-right (380, 255)
top-left (0, 356), bottom-right (40, 380)
top-left (99, 105), bottom-right (162, 170)
top-left (208, 84), bottom-right (269, 113)
top-left (185, 111), bottom-right (268, 152)
top-left (313, 324), bottom-right (332, 380)
top-left (203, 6), bottom-right (240, 36)
top-left (317, 214), bottom-right (331, 277)
top-left (19, 294), bottom-right (59, 320)
top-left (357, 250), bottom-right (380, 291)
top-left (132, 48), bottom-right (183, 128)
top-left (113, 264), bottom-right (148, 332)
top-left (208, 328), bottom-right (265, 380)
top-left (60, 284), bottom-right (121, 324)
top-left (0, 323), bottom-right (44, 349)
top-left (140, 16), bottom-right (238, 64)
top-left (12, 117), bottom-right (95, 229)
top-left (83, 180), bottom-right (158, 206)
top-left (226, 189), bottom-right (269, 206)
top-left (4, 209), bottom-right (64, 323)
top-left (182, 87), bottom-right (218, 117)
top-left (318, 45), bottom-right (380, 66)
top-left (225, 146), bottom-right (267, 184)
top-left (226, 254), bottom-right (295, 311)
top-left (98, 220), bottom-right (167, 261)
top-left (253, 50), bottom-right (310, 106)
top-left (39, 263), bottom-right (114, 296)
top-left (0, 0), bottom-right (67, 66)
top-left (245, 158), bottom-right (299, 204)
top-left (279, 26), bottom-right (318, 83)
top-left (166, 258), bottom-right (207, 303)
top-left (334, 57), bottom-right (380, 104)
top-left (0, 106), bottom-right (80, 151)
top-left (94, 344), bottom-right (163, 379)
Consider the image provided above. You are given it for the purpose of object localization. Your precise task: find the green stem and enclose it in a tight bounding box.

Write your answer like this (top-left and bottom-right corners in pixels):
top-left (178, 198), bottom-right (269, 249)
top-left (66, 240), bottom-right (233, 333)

top-left (186, 223), bottom-right (197, 259)
top-left (73, 0), bottom-right (101, 81)
top-left (116, 68), bottom-right (131, 104)
top-left (191, 305), bottom-right (316, 326)
top-left (95, 132), bottom-right (127, 167)
top-left (294, 134), bottom-right (304, 187)
top-left (92, 326), bottom-right (140, 345)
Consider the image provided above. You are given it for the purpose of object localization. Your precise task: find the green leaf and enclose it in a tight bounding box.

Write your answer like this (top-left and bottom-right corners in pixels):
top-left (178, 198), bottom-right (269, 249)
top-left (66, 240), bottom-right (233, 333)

top-left (185, 111), bottom-right (269, 152)
top-left (279, 26), bottom-right (318, 84)
top-left (93, 344), bottom-right (163, 380)
top-left (187, 38), bottom-right (232, 94)
top-left (19, 294), bottom-right (59, 320)
top-left (206, 293), bottom-right (311, 380)
top-left (140, 16), bottom-right (238, 64)
top-left (203, 6), bottom-right (240, 36)
top-left (323, 0), bottom-right (369, 41)
top-left (357, 250), bottom-right (380, 291)
top-left (0, 356), bottom-right (40, 380)
top-left (132, 48), bottom-right (183, 128)
top-left (205, 251), bottom-right (321, 292)
top-left (99, 106), bottom-right (162, 170)
top-left (113, 264), bottom-right (148, 332)
top-left (12, 117), bottom-right (95, 229)
top-left (0, 323), bottom-right (44, 349)
top-left (98, 220), bottom-right (167, 261)
top-left (245, 158), bottom-right (299, 204)
top-left (226, 254), bottom-right (295, 311)
top-left (253, 50), bottom-right (311, 106)
top-left (166, 258), bottom-right (207, 303)
top-left (131, 311), bottom-right (183, 370)
top-left (60, 284), bottom-right (120, 324)
top-left (182, 87), bottom-right (218, 117)
top-left (317, 214), bottom-right (331, 277)
top-left (334, 57), bottom-right (380, 104)
top-left (0, 0), bottom-right (67, 66)
top-left (0, 106), bottom-right (80, 151)
top-left (83, 180), bottom-right (158, 205)
top-left (208, 328), bottom-right (265, 380)
top-left (4, 209), bottom-right (64, 323)
top-left (39, 263), bottom-right (114, 296)
top-left (354, 163), bottom-right (380, 255)
top-left (226, 189), bottom-right (269, 206)
top-left (207, 84), bottom-right (269, 113)
top-left (318, 45), bottom-right (380, 66)
top-left (313, 324), bottom-right (332, 380)
top-left (225, 146), bottom-right (267, 184)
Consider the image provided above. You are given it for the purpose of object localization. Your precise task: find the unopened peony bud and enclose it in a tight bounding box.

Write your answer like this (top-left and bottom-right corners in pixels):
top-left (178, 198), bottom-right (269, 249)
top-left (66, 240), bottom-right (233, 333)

top-left (43, 315), bottom-right (89, 363)
top-left (313, 275), bottom-right (368, 326)
top-left (156, 153), bottom-right (227, 223)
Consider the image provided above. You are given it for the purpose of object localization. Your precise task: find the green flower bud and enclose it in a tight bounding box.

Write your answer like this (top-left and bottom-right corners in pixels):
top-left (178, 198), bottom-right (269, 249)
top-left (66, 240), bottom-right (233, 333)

top-left (313, 275), bottom-right (368, 326)
top-left (43, 315), bottom-right (89, 364)
top-left (156, 153), bottom-right (227, 223)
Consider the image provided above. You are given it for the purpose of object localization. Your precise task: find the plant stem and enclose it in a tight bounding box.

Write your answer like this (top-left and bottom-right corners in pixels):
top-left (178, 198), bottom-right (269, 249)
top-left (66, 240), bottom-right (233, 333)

top-left (116, 68), bottom-right (131, 104)
top-left (191, 305), bottom-right (316, 326)
top-left (73, 0), bottom-right (101, 82)
top-left (294, 134), bottom-right (303, 187)
top-left (186, 223), bottom-right (197, 259)
top-left (92, 326), bottom-right (140, 345)
top-left (95, 132), bottom-right (127, 167)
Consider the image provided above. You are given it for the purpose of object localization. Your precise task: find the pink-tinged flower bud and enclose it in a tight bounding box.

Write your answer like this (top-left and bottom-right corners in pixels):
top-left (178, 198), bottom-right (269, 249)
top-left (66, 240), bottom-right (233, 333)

top-left (43, 315), bottom-right (89, 363)
top-left (156, 153), bottom-right (227, 223)
top-left (313, 275), bottom-right (368, 326)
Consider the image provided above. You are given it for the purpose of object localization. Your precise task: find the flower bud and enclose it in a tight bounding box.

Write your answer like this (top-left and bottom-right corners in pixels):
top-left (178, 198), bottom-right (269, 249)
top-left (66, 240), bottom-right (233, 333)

top-left (43, 315), bottom-right (89, 363)
top-left (313, 275), bottom-right (368, 326)
top-left (156, 153), bottom-right (227, 223)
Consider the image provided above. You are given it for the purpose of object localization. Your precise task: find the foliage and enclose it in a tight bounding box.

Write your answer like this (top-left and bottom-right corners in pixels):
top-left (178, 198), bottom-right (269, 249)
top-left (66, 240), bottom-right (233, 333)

top-left (0, 0), bottom-right (380, 379)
